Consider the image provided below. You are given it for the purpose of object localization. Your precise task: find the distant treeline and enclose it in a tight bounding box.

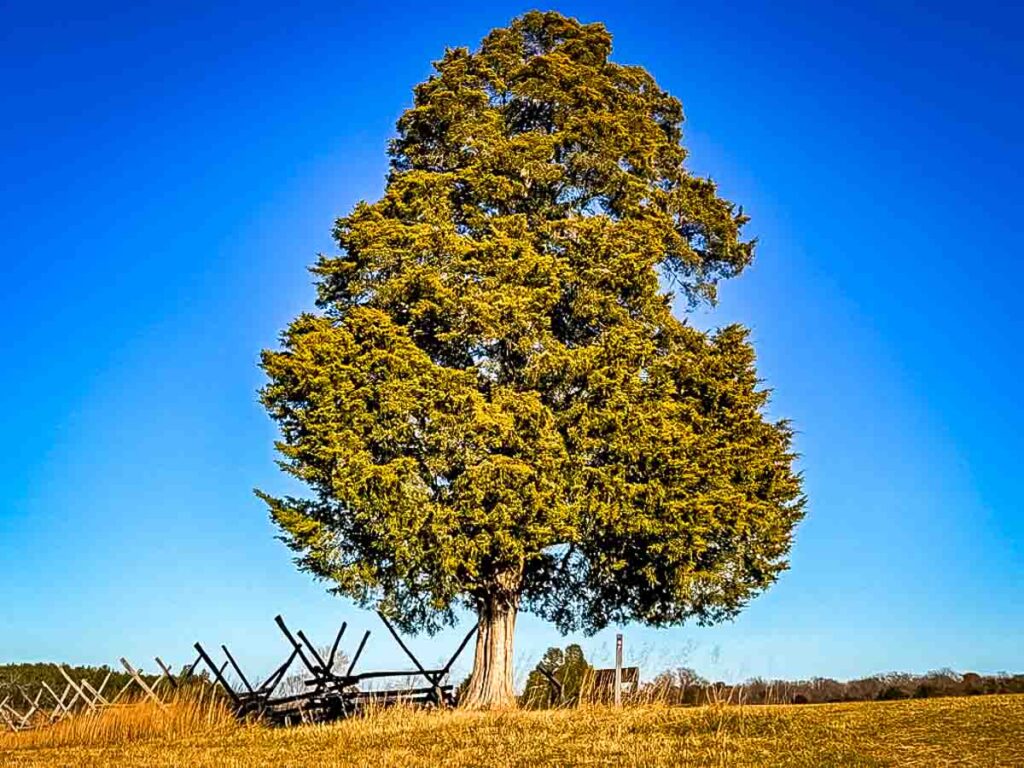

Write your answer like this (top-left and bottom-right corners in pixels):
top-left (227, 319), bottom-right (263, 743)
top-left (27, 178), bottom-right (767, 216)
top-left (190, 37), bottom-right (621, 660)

top-left (646, 667), bottom-right (1024, 705)
top-left (521, 645), bottom-right (1024, 708)
top-left (7, 657), bottom-right (1023, 711)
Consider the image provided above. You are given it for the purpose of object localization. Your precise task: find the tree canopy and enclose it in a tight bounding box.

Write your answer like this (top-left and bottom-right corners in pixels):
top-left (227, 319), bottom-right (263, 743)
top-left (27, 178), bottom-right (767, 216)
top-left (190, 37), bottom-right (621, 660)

top-left (259, 10), bottom-right (805, 706)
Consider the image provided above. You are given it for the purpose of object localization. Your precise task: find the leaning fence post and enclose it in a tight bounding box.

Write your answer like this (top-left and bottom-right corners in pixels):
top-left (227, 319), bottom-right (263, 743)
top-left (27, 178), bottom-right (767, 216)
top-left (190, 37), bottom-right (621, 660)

top-left (273, 615), bottom-right (319, 677)
top-left (377, 612), bottom-right (446, 704)
top-left (180, 654), bottom-right (202, 683)
top-left (58, 666), bottom-right (97, 712)
top-left (260, 648), bottom-right (298, 696)
top-left (119, 658), bottom-right (165, 707)
top-left (345, 631), bottom-right (371, 677)
top-left (297, 630), bottom-right (329, 673)
top-left (154, 657), bottom-right (179, 690)
top-left (327, 622), bottom-right (348, 669)
top-left (221, 645), bottom-right (256, 695)
top-left (0, 699), bottom-right (19, 732)
top-left (80, 678), bottom-right (109, 707)
top-left (440, 624), bottom-right (478, 678)
top-left (41, 681), bottom-right (69, 719)
top-left (193, 643), bottom-right (241, 707)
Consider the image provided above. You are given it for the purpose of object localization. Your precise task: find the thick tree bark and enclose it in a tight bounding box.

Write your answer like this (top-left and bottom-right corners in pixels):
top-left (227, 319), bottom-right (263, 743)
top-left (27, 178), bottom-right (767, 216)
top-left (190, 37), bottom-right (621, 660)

top-left (460, 593), bottom-right (519, 709)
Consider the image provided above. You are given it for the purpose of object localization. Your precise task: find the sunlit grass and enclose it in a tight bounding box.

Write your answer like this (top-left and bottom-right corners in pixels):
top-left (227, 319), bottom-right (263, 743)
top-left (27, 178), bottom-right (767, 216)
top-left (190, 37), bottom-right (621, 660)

top-left (0, 689), bottom-right (235, 752)
top-left (1, 693), bottom-right (1021, 766)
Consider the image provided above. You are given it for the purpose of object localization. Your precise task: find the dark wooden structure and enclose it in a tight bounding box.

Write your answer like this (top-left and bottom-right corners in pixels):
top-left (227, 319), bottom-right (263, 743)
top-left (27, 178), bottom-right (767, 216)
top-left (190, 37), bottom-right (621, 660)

top-left (0, 612), bottom-right (477, 732)
top-left (193, 612), bottom-right (477, 726)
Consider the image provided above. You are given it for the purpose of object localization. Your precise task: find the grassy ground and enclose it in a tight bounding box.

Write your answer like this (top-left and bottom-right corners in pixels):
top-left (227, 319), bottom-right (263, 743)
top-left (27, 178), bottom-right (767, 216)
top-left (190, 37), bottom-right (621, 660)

top-left (1, 694), bottom-right (1021, 767)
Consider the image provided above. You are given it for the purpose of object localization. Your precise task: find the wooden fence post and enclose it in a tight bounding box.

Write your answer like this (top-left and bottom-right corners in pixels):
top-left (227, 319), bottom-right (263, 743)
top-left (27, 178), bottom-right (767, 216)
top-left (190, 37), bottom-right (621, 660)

top-left (58, 666), bottom-right (97, 712)
top-left (119, 658), bottom-right (165, 707)
top-left (154, 657), bottom-right (179, 690)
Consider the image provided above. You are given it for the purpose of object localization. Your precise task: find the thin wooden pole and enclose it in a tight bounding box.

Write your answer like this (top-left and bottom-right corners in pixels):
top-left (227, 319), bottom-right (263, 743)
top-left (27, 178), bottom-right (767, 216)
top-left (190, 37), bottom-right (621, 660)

top-left (180, 654), bottom-right (202, 682)
top-left (377, 613), bottom-right (432, 682)
top-left (297, 630), bottom-right (328, 672)
top-left (273, 615), bottom-right (319, 676)
top-left (41, 682), bottom-right (69, 718)
top-left (327, 622), bottom-right (347, 669)
top-left (377, 612), bottom-right (444, 703)
top-left (193, 643), bottom-right (241, 707)
top-left (614, 633), bottom-right (623, 708)
top-left (95, 671), bottom-right (112, 700)
top-left (80, 678), bottom-right (109, 706)
top-left (345, 631), bottom-right (371, 677)
top-left (260, 649), bottom-right (298, 695)
top-left (119, 658), bottom-right (165, 707)
top-left (0, 700), bottom-right (19, 732)
top-left (221, 645), bottom-right (255, 694)
top-left (58, 666), bottom-right (97, 712)
top-left (154, 657), bottom-right (179, 690)
top-left (440, 624), bottom-right (479, 676)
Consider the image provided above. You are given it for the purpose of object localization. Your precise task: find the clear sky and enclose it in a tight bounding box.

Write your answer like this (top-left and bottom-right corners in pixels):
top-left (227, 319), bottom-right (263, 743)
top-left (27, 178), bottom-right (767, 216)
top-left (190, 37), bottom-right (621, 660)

top-left (2, 0), bottom-right (1021, 686)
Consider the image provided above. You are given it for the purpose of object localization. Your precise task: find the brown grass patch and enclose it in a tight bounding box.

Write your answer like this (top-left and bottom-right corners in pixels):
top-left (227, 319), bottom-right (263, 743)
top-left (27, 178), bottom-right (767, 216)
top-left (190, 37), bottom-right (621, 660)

top-left (0, 689), bottom-right (235, 752)
top-left (1, 693), bottom-right (1021, 766)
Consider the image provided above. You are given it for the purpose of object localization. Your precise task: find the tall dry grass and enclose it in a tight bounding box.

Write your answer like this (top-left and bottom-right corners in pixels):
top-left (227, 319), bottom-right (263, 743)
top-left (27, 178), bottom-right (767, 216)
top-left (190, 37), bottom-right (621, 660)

top-left (0, 688), bottom-right (236, 751)
top-left (1, 688), bottom-right (1021, 767)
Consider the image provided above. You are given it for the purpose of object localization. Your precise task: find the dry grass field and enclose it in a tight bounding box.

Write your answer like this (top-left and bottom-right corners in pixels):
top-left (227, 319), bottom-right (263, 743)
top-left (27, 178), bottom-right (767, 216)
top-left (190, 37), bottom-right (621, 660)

top-left (1, 693), bottom-right (1021, 767)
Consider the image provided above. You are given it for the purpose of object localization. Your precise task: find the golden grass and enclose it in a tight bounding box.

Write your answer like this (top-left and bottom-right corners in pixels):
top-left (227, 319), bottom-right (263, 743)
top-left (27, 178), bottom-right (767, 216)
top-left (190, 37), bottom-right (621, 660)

top-left (0, 690), bottom-right (236, 752)
top-left (1, 694), bottom-right (1021, 767)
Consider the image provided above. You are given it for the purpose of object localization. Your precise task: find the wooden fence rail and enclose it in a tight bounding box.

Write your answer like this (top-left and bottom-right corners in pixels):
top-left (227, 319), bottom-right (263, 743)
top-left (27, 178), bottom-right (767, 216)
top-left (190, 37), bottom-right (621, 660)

top-left (2, 612), bottom-right (477, 732)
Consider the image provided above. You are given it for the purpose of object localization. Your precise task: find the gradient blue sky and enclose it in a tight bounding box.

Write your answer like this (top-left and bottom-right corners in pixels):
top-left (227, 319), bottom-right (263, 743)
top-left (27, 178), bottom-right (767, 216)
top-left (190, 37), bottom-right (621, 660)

top-left (2, 0), bottom-right (1021, 685)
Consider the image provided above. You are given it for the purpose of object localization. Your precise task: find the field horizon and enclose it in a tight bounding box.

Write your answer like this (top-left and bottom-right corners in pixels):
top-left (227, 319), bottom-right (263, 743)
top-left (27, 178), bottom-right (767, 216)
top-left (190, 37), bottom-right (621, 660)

top-left (2, 693), bottom-right (1022, 767)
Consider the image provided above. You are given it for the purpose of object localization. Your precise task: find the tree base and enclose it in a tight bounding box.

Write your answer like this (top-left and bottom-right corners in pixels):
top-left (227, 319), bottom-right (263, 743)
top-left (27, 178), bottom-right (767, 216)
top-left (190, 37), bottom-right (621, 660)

top-left (460, 597), bottom-right (518, 709)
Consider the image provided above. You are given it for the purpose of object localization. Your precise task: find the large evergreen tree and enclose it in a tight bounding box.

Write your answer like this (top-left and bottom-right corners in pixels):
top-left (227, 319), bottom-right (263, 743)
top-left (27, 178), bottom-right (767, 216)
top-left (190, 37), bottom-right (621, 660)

top-left (259, 11), bottom-right (805, 708)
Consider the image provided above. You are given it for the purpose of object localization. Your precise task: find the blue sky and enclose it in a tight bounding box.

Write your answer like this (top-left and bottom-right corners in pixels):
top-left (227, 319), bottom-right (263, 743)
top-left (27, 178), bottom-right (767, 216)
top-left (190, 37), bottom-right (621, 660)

top-left (2, 0), bottom-right (1021, 685)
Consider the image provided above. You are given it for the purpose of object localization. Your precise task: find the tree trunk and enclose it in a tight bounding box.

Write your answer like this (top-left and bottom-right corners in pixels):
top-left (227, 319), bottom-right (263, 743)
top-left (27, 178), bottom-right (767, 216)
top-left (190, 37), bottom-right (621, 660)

top-left (460, 593), bottom-right (518, 709)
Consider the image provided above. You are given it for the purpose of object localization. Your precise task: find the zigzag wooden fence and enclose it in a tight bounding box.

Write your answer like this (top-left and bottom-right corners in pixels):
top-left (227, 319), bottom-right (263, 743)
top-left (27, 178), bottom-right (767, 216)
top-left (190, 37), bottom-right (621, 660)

top-left (0, 654), bottom-right (197, 732)
top-left (0, 612), bottom-right (476, 732)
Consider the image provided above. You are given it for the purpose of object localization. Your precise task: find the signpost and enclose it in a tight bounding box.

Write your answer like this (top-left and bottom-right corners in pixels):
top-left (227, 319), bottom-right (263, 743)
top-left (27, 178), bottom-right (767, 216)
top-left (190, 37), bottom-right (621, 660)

top-left (614, 633), bottom-right (623, 707)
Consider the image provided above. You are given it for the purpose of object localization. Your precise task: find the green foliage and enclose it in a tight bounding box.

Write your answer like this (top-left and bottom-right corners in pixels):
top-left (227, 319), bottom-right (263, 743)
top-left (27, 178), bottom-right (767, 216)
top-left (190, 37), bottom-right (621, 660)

top-left (521, 644), bottom-right (592, 708)
top-left (259, 11), bottom-right (805, 635)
